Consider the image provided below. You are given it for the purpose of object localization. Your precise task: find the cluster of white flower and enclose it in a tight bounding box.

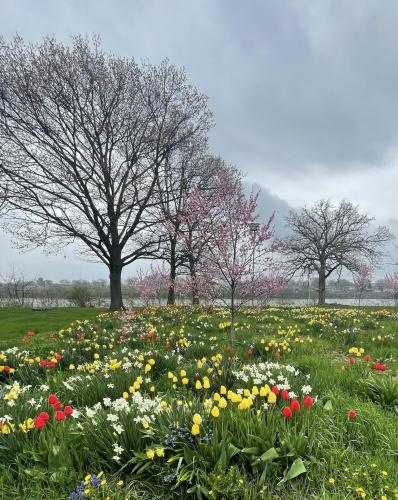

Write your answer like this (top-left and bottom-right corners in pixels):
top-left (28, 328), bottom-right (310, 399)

top-left (80, 391), bottom-right (163, 438)
top-left (112, 442), bottom-right (124, 462)
top-left (232, 361), bottom-right (313, 395)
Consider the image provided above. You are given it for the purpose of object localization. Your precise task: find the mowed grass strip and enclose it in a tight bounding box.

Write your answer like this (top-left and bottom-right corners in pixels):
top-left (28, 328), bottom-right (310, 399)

top-left (0, 307), bottom-right (105, 347)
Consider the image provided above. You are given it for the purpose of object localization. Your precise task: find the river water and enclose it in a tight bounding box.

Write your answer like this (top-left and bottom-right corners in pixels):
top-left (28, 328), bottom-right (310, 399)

top-left (0, 297), bottom-right (396, 308)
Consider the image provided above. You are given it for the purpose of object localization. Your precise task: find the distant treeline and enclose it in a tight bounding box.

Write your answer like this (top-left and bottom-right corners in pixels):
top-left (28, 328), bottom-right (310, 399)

top-left (275, 278), bottom-right (391, 301)
top-left (0, 272), bottom-right (394, 308)
top-left (0, 274), bottom-right (136, 307)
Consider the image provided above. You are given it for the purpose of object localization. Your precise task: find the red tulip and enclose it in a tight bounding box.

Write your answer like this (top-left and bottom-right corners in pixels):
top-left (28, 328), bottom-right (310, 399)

top-left (282, 407), bottom-right (292, 418)
top-left (290, 399), bottom-right (301, 412)
top-left (48, 361), bottom-right (56, 368)
top-left (246, 347), bottom-right (253, 357)
top-left (271, 385), bottom-right (279, 395)
top-left (64, 406), bottom-right (73, 416)
top-left (55, 411), bottom-right (65, 421)
top-left (226, 345), bottom-right (233, 353)
top-left (38, 412), bottom-right (49, 422)
top-left (39, 360), bottom-right (47, 367)
top-left (34, 417), bottom-right (46, 429)
top-left (374, 362), bottom-right (386, 371)
top-left (165, 340), bottom-right (171, 349)
top-left (274, 351), bottom-right (281, 359)
top-left (348, 358), bottom-right (355, 365)
top-left (53, 401), bottom-right (62, 410)
top-left (48, 394), bottom-right (58, 405)
top-left (348, 410), bottom-right (357, 419)
top-left (364, 354), bottom-right (371, 362)
top-left (55, 354), bottom-right (62, 361)
top-left (281, 389), bottom-right (289, 401)
top-left (303, 395), bottom-right (313, 409)
top-left (3, 366), bottom-right (10, 373)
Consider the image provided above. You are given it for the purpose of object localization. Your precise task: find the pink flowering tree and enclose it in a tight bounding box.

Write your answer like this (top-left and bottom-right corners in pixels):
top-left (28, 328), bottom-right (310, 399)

top-left (352, 264), bottom-right (373, 306)
top-left (384, 272), bottom-right (398, 307)
top-left (135, 263), bottom-right (170, 306)
top-left (168, 274), bottom-right (214, 305)
top-left (185, 168), bottom-right (284, 342)
top-left (178, 193), bottom-right (218, 305)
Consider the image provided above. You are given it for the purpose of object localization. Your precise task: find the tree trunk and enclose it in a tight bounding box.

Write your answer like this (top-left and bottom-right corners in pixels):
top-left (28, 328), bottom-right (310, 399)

top-left (167, 243), bottom-right (177, 305)
top-left (318, 266), bottom-right (326, 306)
top-left (109, 259), bottom-right (123, 310)
top-left (230, 286), bottom-right (235, 345)
top-left (167, 281), bottom-right (175, 305)
top-left (191, 285), bottom-right (200, 306)
top-left (189, 255), bottom-right (200, 305)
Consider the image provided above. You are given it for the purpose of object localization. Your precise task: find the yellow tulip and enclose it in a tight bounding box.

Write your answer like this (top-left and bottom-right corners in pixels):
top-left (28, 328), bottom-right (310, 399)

top-left (211, 406), bottom-right (220, 417)
top-left (192, 413), bottom-right (202, 425)
top-left (218, 397), bottom-right (227, 408)
top-left (191, 423), bottom-right (200, 436)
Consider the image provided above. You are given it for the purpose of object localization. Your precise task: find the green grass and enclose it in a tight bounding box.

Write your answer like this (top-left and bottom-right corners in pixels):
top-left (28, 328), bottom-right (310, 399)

top-left (1, 305), bottom-right (398, 498)
top-left (0, 307), bottom-right (106, 347)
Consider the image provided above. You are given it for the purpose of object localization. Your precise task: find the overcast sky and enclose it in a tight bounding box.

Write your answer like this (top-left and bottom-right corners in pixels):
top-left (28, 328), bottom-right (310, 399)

top-left (1, 0), bottom-right (398, 280)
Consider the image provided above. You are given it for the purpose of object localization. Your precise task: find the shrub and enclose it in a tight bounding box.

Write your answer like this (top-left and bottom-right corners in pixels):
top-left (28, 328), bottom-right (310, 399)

top-left (68, 286), bottom-right (92, 308)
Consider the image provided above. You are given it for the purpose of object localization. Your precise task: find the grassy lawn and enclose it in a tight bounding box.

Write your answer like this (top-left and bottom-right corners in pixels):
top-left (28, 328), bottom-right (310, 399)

top-left (1, 305), bottom-right (398, 498)
top-left (0, 307), bottom-right (106, 347)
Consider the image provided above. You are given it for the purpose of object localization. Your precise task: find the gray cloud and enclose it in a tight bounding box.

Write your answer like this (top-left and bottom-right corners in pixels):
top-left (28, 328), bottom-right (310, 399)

top-left (3, 0), bottom-right (398, 171)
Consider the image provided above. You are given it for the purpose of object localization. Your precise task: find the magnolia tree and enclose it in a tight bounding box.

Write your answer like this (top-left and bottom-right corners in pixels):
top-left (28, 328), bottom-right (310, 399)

top-left (185, 169), bottom-right (283, 342)
top-left (384, 272), bottom-right (398, 307)
top-left (352, 265), bottom-right (373, 306)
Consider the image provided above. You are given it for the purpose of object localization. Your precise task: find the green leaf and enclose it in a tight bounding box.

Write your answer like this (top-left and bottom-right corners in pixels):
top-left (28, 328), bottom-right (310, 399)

top-left (187, 484), bottom-right (209, 496)
top-left (183, 445), bottom-right (195, 465)
top-left (227, 443), bottom-right (240, 460)
top-left (216, 447), bottom-right (227, 470)
top-left (324, 400), bottom-right (333, 411)
top-left (277, 457), bottom-right (307, 486)
top-left (240, 447), bottom-right (259, 455)
top-left (260, 447), bottom-right (279, 462)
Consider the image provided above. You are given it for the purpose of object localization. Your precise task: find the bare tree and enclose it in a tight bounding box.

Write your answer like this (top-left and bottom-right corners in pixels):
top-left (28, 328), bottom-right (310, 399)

top-left (0, 168), bottom-right (8, 213)
top-left (283, 199), bottom-right (392, 305)
top-left (0, 36), bottom-right (212, 309)
top-left (0, 267), bottom-right (34, 307)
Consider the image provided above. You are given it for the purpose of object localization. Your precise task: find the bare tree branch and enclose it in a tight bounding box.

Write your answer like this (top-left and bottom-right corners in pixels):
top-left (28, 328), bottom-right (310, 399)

top-left (282, 199), bottom-right (393, 305)
top-left (0, 35), bottom-right (213, 309)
